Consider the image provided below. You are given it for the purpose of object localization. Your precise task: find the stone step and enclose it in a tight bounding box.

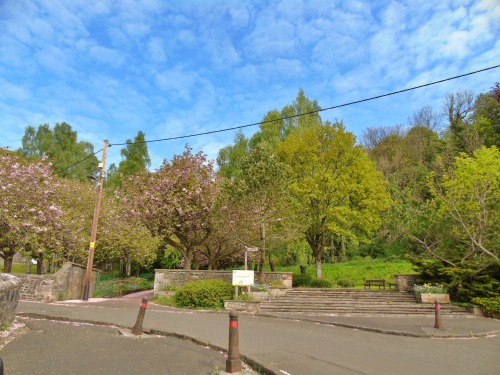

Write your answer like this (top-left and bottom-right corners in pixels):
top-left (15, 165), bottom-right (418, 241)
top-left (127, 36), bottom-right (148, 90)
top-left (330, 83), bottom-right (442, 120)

top-left (258, 306), bottom-right (471, 315)
top-left (258, 288), bottom-right (476, 317)
top-left (278, 296), bottom-right (416, 303)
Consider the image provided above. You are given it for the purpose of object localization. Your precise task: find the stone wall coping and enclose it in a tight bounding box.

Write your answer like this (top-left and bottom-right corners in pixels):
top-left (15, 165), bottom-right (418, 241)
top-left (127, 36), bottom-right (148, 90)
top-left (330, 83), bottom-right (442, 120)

top-left (155, 269), bottom-right (293, 274)
top-left (0, 273), bottom-right (23, 288)
top-left (393, 274), bottom-right (420, 276)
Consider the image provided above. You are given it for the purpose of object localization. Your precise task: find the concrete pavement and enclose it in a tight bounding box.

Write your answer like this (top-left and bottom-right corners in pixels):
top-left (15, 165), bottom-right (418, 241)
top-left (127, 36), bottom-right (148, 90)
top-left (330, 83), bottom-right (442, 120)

top-left (8, 293), bottom-right (500, 375)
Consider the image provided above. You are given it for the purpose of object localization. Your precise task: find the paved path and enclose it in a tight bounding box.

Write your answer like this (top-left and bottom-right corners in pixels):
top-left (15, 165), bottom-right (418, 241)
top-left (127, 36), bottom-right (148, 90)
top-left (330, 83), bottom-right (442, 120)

top-left (10, 294), bottom-right (500, 375)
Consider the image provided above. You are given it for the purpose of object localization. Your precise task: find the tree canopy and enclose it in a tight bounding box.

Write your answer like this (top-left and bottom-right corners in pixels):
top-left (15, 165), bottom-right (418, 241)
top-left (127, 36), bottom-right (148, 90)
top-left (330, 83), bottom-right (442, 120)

top-left (279, 122), bottom-right (390, 278)
top-left (21, 122), bottom-right (99, 181)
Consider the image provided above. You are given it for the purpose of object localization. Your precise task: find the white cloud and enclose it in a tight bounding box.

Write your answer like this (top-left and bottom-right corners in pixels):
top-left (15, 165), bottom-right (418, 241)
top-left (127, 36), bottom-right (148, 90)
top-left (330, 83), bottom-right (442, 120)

top-left (88, 45), bottom-right (125, 68)
top-left (0, 79), bottom-right (31, 101)
top-left (35, 46), bottom-right (77, 76)
top-left (148, 37), bottom-right (167, 63)
top-left (155, 67), bottom-right (199, 101)
top-left (0, 0), bottom-right (498, 169)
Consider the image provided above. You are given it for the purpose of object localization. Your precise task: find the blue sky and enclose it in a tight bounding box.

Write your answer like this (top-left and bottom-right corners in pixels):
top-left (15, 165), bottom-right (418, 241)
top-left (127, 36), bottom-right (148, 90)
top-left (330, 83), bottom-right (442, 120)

top-left (1, 0), bottom-right (499, 169)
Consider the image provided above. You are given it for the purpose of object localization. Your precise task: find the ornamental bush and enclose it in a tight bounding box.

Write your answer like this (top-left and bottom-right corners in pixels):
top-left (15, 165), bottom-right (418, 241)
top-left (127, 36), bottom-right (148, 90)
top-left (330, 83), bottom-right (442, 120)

top-left (310, 278), bottom-right (333, 288)
top-left (174, 279), bottom-right (233, 309)
top-left (292, 273), bottom-right (313, 287)
top-left (471, 297), bottom-right (500, 317)
top-left (292, 274), bottom-right (333, 288)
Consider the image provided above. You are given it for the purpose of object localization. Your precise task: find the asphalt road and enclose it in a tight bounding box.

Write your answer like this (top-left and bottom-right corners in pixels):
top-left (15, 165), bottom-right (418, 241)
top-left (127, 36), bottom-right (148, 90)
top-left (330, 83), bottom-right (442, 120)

top-left (9, 296), bottom-right (500, 375)
top-left (0, 318), bottom-right (249, 375)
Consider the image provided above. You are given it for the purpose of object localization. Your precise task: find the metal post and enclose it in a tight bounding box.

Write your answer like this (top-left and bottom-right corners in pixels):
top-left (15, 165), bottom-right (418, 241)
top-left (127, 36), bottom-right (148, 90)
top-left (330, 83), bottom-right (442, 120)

top-left (233, 285), bottom-right (239, 300)
top-left (132, 297), bottom-right (149, 335)
top-left (0, 356), bottom-right (3, 375)
top-left (226, 310), bottom-right (242, 374)
top-left (434, 299), bottom-right (442, 329)
top-left (82, 140), bottom-right (108, 300)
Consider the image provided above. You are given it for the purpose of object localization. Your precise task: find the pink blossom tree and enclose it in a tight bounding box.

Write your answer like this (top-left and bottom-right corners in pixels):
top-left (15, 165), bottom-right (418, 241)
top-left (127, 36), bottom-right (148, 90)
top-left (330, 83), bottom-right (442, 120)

top-left (0, 151), bottom-right (63, 273)
top-left (124, 146), bottom-right (220, 270)
top-left (96, 194), bottom-right (159, 276)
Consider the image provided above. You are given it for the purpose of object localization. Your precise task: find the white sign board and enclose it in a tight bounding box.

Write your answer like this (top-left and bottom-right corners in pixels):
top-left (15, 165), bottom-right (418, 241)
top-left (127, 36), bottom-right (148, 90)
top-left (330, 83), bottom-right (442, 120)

top-left (232, 270), bottom-right (254, 286)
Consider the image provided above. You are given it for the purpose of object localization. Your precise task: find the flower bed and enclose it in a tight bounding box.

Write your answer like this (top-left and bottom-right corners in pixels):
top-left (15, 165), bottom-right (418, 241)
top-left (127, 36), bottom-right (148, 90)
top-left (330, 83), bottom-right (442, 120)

top-left (413, 283), bottom-right (450, 304)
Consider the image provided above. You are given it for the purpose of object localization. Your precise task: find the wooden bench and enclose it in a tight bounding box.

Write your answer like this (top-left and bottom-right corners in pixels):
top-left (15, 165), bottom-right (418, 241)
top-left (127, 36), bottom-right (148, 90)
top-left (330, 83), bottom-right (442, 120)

top-left (364, 279), bottom-right (386, 289)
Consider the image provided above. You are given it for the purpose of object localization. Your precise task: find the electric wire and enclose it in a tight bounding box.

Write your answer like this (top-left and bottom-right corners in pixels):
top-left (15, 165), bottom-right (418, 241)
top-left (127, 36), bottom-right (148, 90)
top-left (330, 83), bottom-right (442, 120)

top-left (110, 64), bottom-right (500, 147)
top-left (52, 64), bottom-right (500, 171)
top-left (56, 148), bottom-right (103, 174)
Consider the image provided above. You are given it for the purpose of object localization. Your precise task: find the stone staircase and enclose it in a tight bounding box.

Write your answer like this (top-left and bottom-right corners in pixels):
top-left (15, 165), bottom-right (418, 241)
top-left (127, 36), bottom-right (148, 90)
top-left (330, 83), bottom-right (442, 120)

top-left (258, 288), bottom-right (475, 317)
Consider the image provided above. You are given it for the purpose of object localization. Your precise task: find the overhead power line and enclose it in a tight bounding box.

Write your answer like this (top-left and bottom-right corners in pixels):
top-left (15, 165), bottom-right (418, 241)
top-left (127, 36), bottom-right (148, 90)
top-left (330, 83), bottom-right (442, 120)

top-left (57, 64), bottom-right (499, 171)
top-left (56, 148), bottom-right (103, 174)
top-left (110, 64), bottom-right (500, 147)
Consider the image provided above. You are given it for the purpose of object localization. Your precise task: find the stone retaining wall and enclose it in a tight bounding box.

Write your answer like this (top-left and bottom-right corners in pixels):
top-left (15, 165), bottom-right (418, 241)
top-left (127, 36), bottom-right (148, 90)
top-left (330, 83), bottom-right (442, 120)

top-left (154, 269), bottom-right (293, 297)
top-left (0, 273), bottom-right (22, 324)
top-left (17, 263), bottom-right (98, 302)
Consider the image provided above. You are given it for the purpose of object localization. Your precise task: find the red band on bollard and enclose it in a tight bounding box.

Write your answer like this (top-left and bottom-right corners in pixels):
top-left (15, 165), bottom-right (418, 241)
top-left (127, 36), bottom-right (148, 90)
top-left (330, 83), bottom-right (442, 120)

top-left (229, 321), bottom-right (238, 328)
top-left (141, 303), bottom-right (147, 308)
top-left (436, 305), bottom-right (441, 309)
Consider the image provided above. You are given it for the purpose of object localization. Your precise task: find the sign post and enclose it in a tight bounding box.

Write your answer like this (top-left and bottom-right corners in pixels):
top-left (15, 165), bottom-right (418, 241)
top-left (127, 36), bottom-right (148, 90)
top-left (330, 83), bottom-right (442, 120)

top-left (232, 270), bottom-right (254, 300)
top-left (244, 246), bottom-right (259, 270)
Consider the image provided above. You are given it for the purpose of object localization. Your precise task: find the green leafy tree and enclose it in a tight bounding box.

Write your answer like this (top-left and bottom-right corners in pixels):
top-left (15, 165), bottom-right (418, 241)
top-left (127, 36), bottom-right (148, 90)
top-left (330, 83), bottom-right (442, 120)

top-left (471, 83), bottom-right (500, 149)
top-left (21, 122), bottom-right (99, 181)
top-left (279, 122), bottom-right (390, 278)
top-left (106, 131), bottom-right (151, 189)
top-left (442, 90), bottom-right (476, 154)
top-left (416, 146), bottom-right (500, 265)
top-left (217, 131), bottom-right (249, 178)
top-left (217, 89), bottom-right (322, 177)
top-left (361, 124), bottom-right (444, 257)
top-left (225, 146), bottom-right (295, 281)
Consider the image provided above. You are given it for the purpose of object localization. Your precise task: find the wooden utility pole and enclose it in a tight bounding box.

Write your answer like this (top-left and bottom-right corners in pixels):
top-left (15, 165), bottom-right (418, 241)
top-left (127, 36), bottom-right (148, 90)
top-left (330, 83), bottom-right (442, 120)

top-left (82, 140), bottom-right (108, 300)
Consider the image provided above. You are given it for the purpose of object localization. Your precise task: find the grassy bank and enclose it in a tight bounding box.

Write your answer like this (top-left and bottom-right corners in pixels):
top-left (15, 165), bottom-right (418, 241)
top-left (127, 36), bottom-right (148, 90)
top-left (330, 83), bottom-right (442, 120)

top-left (274, 258), bottom-right (416, 288)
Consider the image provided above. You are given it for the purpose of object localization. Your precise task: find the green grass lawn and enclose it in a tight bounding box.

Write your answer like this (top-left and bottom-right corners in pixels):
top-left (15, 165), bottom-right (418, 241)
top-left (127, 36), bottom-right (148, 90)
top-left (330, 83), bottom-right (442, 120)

top-left (273, 258), bottom-right (417, 288)
top-left (1, 263), bottom-right (29, 274)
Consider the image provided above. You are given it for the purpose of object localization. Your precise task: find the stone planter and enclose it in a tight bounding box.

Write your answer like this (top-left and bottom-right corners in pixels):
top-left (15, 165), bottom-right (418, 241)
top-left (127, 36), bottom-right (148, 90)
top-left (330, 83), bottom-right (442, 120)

top-left (248, 291), bottom-right (269, 301)
top-left (417, 293), bottom-right (451, 304)
top-left (224, 300), bottom-right (261, 313)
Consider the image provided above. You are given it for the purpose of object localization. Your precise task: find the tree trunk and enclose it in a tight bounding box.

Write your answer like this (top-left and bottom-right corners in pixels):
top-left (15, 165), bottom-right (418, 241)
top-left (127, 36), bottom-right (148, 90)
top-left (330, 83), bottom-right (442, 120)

top-left (126, 257), bottom-right (131, 277)
top-left (37, 253), bottom-right (43, 275)
top-left (258, 249), bottom-right (265, 283)
top-left (306, 234), bottom-right (324, 279)
top-left (3, 255), bottom-right (13, 273)
top-left (183, 250), bottom-right (193, 270)
top-left (268, 251), bottom-right (276, 272)
top-left (259, 221), bottom-right (266, 283)
top-left (315, 256), bottom-right (322, 279)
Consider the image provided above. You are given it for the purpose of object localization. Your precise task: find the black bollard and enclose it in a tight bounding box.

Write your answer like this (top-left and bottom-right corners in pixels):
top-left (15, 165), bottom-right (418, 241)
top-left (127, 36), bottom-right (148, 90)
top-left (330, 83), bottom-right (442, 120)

top-left (132, 297), bottom-right (148, 335)
top-left (434, 299), bottom-right (442, 329)
top-left (0, 356), bottom-right (3, 375)
top-left (226, 310), bottom-right (242, 373)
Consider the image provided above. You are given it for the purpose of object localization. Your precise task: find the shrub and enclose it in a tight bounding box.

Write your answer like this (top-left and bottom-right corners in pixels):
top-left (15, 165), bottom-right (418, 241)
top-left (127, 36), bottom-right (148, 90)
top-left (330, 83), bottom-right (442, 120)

top-left (471, 297), bottom-right (500, 317)
top-left (174, 279), bottom-right (233, 309)
top-left (310, 278), bottom-right (333, 288)
top-left (292, 273), bottom-right (313, 287)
